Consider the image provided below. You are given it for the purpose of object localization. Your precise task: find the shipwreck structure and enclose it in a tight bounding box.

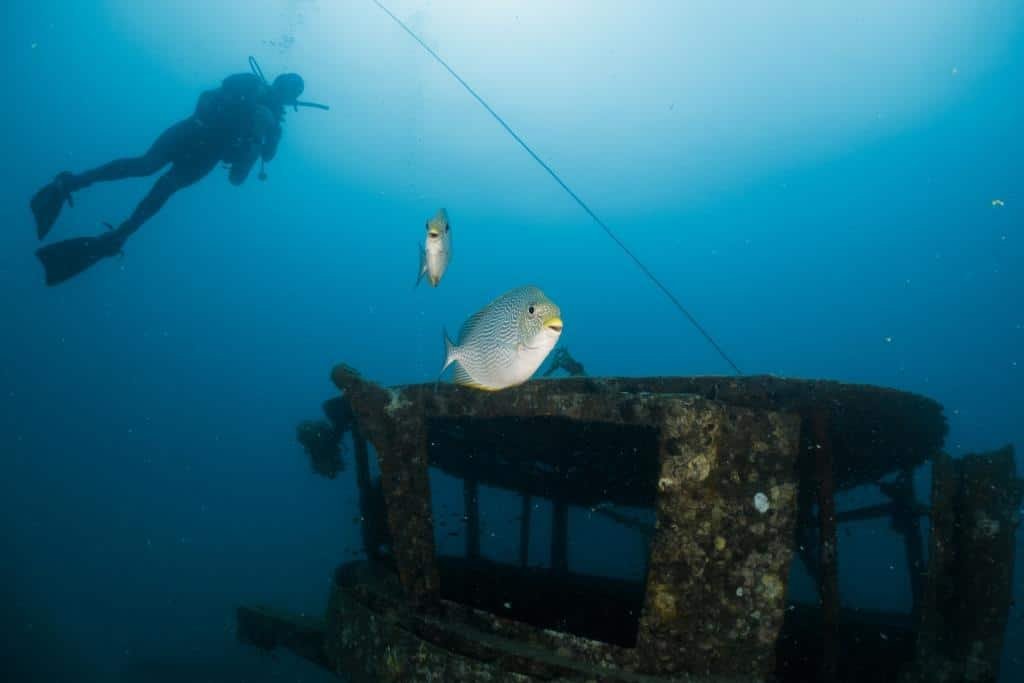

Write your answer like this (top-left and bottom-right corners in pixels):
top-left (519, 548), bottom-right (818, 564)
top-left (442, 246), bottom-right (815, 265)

top-left (238, 364), bottom-right (1021, 682)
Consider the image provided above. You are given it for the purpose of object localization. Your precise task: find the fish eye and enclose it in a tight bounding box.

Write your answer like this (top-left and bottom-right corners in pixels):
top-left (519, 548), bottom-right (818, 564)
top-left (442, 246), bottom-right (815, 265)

top-left (528, 305), bottom-right (535, 315)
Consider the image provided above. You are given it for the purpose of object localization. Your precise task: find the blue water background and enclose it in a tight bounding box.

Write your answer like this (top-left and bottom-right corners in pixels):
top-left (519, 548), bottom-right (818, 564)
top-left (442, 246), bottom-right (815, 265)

top-left (1, 2), bottom-right (1021, 680)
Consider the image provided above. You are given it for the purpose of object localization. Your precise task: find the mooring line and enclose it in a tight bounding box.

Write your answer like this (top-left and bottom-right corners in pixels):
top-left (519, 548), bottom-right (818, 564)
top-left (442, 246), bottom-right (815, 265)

top-left (371, 0), bottom-right (742, 375)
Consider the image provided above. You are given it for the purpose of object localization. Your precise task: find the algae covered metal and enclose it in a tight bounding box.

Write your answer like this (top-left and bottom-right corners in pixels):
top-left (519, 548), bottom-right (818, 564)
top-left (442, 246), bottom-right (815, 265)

top-left (241, 365), bottom-right (1021, 683)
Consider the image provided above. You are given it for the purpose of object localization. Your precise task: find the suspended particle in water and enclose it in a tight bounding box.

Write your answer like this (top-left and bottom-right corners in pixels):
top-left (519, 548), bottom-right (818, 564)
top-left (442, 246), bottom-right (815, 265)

top-left (992, 199), bottom-right (1005, 207)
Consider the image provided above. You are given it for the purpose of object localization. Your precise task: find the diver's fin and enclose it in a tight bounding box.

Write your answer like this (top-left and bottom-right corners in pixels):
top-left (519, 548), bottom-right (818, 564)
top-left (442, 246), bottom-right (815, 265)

top-left (30, 172), bottom-right (75, 240)
top-left (35, 232), bottom-right (120, 286)
top-left (416, 244), bottom-right (426, 287)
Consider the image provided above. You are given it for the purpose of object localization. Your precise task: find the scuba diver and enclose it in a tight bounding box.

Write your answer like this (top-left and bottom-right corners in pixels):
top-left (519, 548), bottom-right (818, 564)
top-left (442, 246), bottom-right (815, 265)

top-left (30, 59), bottom-right (325, 286)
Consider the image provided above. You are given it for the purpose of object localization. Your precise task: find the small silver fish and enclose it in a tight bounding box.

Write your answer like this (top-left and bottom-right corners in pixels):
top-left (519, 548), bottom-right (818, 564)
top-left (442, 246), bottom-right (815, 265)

top-left (441, 285), bottom-right (563, 391)
top-left (417, 208), bottom-right (451, 287)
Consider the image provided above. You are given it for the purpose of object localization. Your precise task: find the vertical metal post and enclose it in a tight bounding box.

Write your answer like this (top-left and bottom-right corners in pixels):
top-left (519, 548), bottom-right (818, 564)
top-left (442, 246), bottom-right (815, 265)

top-left (551, 500), bottom-right (569, 574)
top-left (897, 466), bottom-right (925, 622)
top-left (812, 411), bottom-right (839, 683)
top-left (351, 424), bottom-right (377, 561)
top-left (519, 494), bottom-right (532, 567)
top-left (463, 477), bottom-right (480, 561)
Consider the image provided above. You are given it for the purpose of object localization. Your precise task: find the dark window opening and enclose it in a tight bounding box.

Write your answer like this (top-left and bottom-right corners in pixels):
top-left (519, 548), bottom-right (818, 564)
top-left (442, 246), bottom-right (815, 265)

top-left (777, 462), bottom-right (931, 680)
top-left (351, 437), bottom-right (393, 565)
top-left (427, 416), bottom-right (660, 647)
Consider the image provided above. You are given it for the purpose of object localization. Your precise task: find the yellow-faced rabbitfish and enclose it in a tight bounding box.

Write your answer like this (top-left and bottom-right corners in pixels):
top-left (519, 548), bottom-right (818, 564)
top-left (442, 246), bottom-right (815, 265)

top-left (417, 208), bottom-right (451, 287)
top-left (441, 285), bottom-right (563, 391)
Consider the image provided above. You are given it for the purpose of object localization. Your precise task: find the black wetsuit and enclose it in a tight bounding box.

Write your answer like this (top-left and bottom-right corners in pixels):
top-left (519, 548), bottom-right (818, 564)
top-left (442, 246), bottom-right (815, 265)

top-left (64, 73), bottom-right (284, 244)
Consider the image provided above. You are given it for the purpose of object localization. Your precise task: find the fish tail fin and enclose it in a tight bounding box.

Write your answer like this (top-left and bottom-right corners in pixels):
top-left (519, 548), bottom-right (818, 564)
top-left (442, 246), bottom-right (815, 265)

top-left (438, 328), bottom-right (457, 383)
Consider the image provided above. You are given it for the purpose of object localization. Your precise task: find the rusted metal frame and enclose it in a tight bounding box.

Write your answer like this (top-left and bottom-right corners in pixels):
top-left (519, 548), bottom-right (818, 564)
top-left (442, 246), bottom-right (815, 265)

top-left (632, 400), bottom-right (802, 677)
top-left (812, 410), bottom-right (839, 683)
top-left (878, 465), bottom-right (926, 621)
top-left (795, 452), bottom-right (822, 593)
top-left (551, 500), bottom-right (569, 574)
top-left (337, 369), bottom-right (799, 679)
top-left (834, 501), bottom-right (930, 524)
top-left (464, 477), bottom-right (481, 560)
top-left (519, 493), bottom-right (532, 567)
top-left (351, 423), bottom-right (378, 562)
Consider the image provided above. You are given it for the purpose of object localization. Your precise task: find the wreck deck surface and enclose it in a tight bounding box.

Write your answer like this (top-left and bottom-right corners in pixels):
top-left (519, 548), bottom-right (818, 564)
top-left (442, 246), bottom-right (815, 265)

top-left (238, 558), bottom-right (919, 683)
top-left (341, 370), bottom-right (948, 493)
